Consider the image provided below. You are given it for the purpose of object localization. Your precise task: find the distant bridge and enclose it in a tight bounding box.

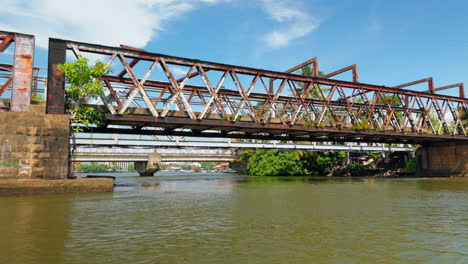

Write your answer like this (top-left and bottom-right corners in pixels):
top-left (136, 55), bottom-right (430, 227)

top-left (74, 133), bottom-right (416, 152)
top-left (73, 148), bottom-right (236, 163)
top-left (73, 148), bottom-right (236, 176)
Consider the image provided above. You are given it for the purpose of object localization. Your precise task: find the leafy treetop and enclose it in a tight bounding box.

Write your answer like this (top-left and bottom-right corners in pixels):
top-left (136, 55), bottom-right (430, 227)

top-left (58, 58), bottom-right (109, 132)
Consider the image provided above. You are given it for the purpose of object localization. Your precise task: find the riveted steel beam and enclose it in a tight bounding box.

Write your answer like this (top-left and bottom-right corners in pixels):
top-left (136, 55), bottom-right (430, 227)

top-left (0, 31), bottom-right (35, 112)
top-left (322, 64), bottom-right (359, 82)
top-left (46, 38), bottom-right (67, 114)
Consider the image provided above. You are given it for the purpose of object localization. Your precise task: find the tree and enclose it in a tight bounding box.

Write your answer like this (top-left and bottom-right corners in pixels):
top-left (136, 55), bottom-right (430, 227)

top-left (128, 164), bottom-right (136, 172)
top-left (58, 58), bottom-right (109, 177)
top-left (74, 163), bottom-right (119, 173)
top-left (239, 150), bottom-right (351, 176)
top-left (299, 151), bottom-right (347, 176)
top-left (461, 107), bottom-right (468, 126)
top-left (246, 150), bottom-right (310, 176)
top-left (295, 65), bottom-right (326, 99)
top-left (58, 58), bottom-right (109, 132)
top-left (200, 162), bottom-right (216, 170)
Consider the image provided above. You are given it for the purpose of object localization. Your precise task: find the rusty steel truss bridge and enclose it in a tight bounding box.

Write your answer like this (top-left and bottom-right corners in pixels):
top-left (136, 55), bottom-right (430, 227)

top-left (1, 30), bottom-right (468, 145)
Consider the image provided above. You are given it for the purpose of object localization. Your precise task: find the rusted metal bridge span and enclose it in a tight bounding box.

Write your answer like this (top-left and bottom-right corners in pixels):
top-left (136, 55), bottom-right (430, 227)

top-left (2, 32), bottom-right (467, 144)
top-left (48, 37), bottom-right (467, 144)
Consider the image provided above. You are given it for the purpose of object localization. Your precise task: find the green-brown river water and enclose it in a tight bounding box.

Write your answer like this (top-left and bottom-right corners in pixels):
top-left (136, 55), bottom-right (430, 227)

top-left (0, 175), bottom-right (467, 264)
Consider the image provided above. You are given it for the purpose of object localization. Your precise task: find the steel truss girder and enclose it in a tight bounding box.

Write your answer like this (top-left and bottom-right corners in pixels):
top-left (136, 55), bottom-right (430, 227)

top-left (46, 38), bottom-right (468, 143)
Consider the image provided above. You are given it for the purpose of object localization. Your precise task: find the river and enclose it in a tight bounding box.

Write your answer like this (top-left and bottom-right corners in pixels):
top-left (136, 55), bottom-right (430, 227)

top-left (0, 174), bottom-right (467, 264)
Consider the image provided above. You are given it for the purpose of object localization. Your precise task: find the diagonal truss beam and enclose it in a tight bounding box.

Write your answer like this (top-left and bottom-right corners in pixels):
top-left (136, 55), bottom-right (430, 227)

top-left (321, 64), bottom-right (359, 82)
top-left (393, 77), bottom-right (434, 92)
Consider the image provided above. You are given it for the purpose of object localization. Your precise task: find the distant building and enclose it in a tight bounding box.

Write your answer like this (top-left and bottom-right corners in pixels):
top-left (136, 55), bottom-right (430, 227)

top-left (213, 162), bottom-right (230, 172)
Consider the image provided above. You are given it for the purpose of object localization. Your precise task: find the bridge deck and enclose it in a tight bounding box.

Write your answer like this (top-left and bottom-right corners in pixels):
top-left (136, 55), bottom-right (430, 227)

top-left (91, 110), bottom-right (466, 144)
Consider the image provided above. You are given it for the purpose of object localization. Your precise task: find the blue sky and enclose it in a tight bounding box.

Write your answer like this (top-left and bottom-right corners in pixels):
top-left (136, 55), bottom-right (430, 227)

top-left (1, 0), bottom-right (468, 97)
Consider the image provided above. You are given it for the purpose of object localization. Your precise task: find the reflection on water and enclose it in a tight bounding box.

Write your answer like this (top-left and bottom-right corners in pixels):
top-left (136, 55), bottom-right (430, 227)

top-left (0, 194), bottom-right (75, 264)
top-left (0, 175), bottom-right (467, 264)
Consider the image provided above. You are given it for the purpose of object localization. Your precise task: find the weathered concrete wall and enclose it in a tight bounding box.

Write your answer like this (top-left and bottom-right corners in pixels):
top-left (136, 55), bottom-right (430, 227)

top-left (416, 142), bottom-right (468, 177)
top-left (0, 178), bottom-right (113, 196)
top-left (0, 105), bottom-right (70, 179)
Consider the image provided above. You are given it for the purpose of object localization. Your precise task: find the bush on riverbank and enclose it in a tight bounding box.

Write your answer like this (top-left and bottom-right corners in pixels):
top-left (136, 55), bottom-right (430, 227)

top-left (237, 150), bottom-right (347, 176)
top-left (75, 163), bottom-right (121, 173)
top-left (245, 150), bottom-right (310, 176)
top-left (404, 157), bottom-right (417, 172)
top-left (236, 150), bottom-right (412, 177)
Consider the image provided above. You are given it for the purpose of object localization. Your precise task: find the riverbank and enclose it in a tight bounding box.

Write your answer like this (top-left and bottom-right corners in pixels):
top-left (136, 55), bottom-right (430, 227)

top-left (0, 178), bottom-right (114, 196)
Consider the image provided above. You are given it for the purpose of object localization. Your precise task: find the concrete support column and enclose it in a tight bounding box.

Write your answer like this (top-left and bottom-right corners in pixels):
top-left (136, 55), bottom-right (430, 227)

top-left (134, 161), bottom-right (148, 176)
top-left (135, 153), bottom-right (161, 176)
top-left (416, 142), bottom-right (468, 177)
top-left (0, 111), bottom-right (70, 179)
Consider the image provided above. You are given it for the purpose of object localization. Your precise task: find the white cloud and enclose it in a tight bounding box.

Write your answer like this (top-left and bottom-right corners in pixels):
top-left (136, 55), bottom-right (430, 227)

top-left (171, 66), bottom-right (190, 77)
top-left (0, 0), bottom-right (231, 49)
top-left (259, 0), bottom-right (320, 48)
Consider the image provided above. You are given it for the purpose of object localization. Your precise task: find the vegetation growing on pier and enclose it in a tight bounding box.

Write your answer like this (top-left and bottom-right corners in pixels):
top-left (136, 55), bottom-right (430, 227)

top-left (58, 58), bottom-right (109, 132)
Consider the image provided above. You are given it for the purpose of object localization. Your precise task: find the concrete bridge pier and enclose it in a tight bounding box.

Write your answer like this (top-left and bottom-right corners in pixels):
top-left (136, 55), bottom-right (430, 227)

top-left (416, 142), bottom-right (468, 177)
top-left (134, 153), bottom-right (161, 176)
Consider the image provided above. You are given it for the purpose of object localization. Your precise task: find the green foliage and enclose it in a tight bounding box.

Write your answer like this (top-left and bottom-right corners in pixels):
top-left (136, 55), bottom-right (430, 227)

top-left (350, 163), bottom-right (367, 176)
top-left (239, 150), bottom-right (348, 176)
top-left (461, 108), bottom-right (468, 125)
top-left (58, 58), bottom-right (109, 132)
top-left (294, 65), bottom-right (326, 99)
top-left (404, 157), bottom-right (417, 173)
top-left (128, 164), bottom-right (136, 172)
top-left (368, 153), bottom-right (380, 164)
top-left (0, 161), bottom-right (19, 168)
top-left (246, 150), bottom-right (310, 176)
top-left (304, 121), bottom-right (324, 128)
top-left (308, 152), bottom-right (346, 175)
top-left (350, 122), bottom-right (373, 130)
top-left (383, 95), bottom-right (403, 106)
top-left (200, 162), bottom-right (216, 170)
top-left (32, 94), bottom-right (44, 102)
top-left (75, 163), bottom-right (120, 173)
top-left (181, 164), bottom-right (199, 170)
top-left (429, 115), bottom-right (442, 133)
top-left (239, 150), bottom-right (406, 177)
